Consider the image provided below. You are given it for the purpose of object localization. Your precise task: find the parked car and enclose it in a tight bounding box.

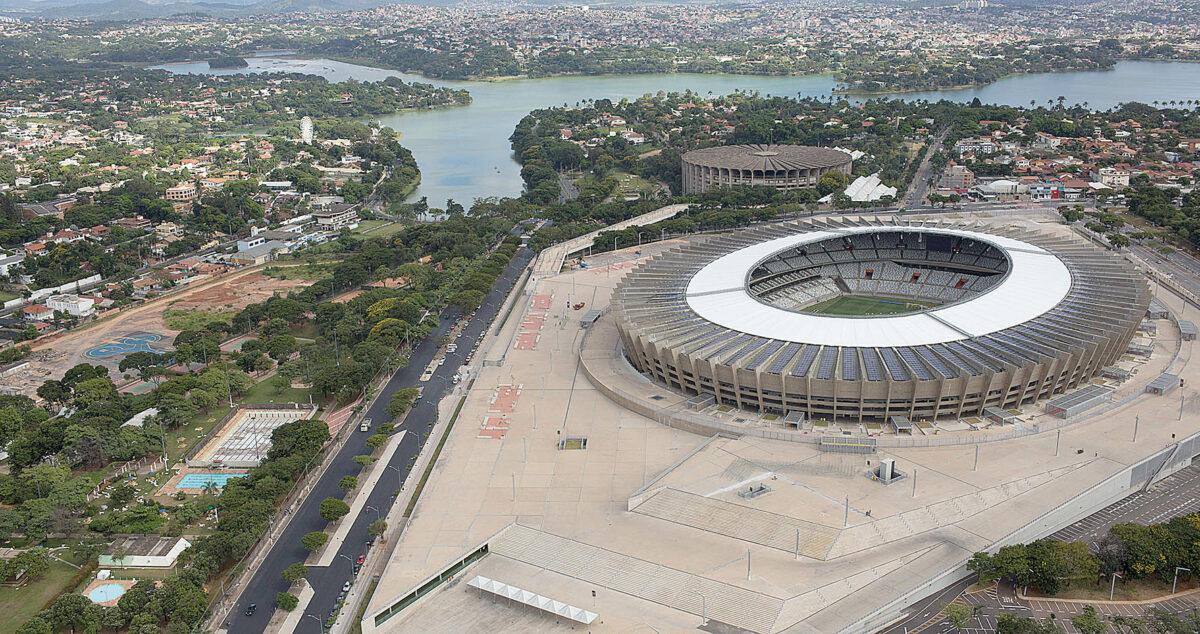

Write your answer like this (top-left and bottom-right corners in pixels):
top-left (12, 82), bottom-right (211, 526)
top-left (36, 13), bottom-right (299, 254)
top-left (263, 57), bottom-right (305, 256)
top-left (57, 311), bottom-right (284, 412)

top-left (343, 581), bottom-right (352, 593)
top-left (244, 604), bottom-right (257, 616)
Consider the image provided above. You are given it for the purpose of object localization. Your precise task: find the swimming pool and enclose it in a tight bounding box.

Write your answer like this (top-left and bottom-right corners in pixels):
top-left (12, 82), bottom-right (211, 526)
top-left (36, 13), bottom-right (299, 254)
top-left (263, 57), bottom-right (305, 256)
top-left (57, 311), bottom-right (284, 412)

top-left (177, 472), bottom-right (247, 489)
top-left (87, 583), bottom-right (127, 604)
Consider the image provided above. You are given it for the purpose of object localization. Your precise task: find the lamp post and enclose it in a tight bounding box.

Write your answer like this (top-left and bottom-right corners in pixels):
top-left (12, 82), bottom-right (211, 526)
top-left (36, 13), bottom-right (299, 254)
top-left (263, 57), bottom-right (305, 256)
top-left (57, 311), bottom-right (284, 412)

top-left (1110, 572), bottom-right (1122, 600)
top-left (386, 464), bottom-right (403, 494)
top-left (692, 590), bottom-right (707, 625)
top-left (1174, 567), bottom-right (1191, 594)
top-left (366, 505), bottom-right (380, 522)
top-left (339, 553), bottom-right (354, 575)
top-left (305, 614), bottom-right (323, 632)
top-left (637, 231), bottom-right (647, 246)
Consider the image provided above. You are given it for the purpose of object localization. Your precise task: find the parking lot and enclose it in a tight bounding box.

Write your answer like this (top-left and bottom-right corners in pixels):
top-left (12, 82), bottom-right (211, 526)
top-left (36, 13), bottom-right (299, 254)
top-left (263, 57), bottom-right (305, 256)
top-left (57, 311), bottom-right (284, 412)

top-left (1051, 463), bottom-right (1200, 547)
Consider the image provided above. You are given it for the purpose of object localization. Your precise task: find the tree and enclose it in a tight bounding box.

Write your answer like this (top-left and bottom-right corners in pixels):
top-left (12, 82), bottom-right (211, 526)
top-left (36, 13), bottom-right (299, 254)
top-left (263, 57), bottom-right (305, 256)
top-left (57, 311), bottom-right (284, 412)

top-left (338, 476), bottom-right (358, 490)
top-left (282, 562), bottom-right (308, 585)
top-left (109, 482), bottom-right (137, 506)
top-left (817, 170), bottom-right (849, 196)
top-left (301, 531), bottom-right (328, 551)
top-left (15, 616), bottom-right (53, 634)
top-left (944, 603), bottom-right (973, 630)
top-left (1072, 605), bottom-right (1106, 634)
top-left (276, 591), bottom-right (299, 611)
top-left (353, 454), bottom-right (374, 466)
top-left (319, 497), bottom-right (350, 521)
top-left (997, 613), bottom-right (1057, 634)
top-left (387, 388), bottom-right (420, 418)
top-left (45, 593), bottom-right (101, 633)
top-left (367, 433), bottom-right (388, 450)
top-left (449, 289), bottom-right (485, 313)
top-left (368, 518), bottom-right (387, 538)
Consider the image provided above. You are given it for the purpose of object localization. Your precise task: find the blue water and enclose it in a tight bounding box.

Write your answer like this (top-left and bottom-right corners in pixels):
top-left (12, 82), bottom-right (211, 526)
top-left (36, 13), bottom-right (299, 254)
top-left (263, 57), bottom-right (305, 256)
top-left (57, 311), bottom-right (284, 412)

top-left (152, 58), bottom-right (1200, 206)
top-left (87, 583), bottom-right (127, 603)
top-left (178, 472), bottom-right (247, 489)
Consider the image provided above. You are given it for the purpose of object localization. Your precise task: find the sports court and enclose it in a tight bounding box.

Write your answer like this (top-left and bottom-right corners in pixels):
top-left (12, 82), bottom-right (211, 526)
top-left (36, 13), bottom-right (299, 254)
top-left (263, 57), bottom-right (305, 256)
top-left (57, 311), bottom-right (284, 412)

top-left (84, 332), bottom-right (166, 359)
top-left (187, 404), bottom-right (318, 468)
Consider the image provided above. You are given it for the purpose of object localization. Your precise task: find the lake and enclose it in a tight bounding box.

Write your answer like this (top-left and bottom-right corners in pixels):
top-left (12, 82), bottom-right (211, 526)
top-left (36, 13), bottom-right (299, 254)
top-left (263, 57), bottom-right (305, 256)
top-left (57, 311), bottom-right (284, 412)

top-left (154, 58), bottom-right (1200, 205)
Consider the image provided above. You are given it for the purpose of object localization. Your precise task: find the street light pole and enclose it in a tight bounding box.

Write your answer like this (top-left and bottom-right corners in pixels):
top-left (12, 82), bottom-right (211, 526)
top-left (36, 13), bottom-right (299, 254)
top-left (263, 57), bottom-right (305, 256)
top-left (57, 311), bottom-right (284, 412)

top-left (386, 464), bottom-right (403, 494)
top-left (692, 590), bottom-right (707, 625)
top-left (1174, 567), bottom-right (1191, 594)
top-left (305, 614), bottom-right (323, 632)
top-left (366, 505), bottom-right (380, 522)
top-left (1110, 572), bottom-right (1122, 600)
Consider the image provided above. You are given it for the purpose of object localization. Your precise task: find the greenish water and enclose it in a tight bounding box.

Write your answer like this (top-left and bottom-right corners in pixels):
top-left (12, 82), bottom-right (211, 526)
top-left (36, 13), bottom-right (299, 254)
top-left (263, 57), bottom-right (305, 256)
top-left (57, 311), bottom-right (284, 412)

top-left (154, 58), bottom-right (1200, 206)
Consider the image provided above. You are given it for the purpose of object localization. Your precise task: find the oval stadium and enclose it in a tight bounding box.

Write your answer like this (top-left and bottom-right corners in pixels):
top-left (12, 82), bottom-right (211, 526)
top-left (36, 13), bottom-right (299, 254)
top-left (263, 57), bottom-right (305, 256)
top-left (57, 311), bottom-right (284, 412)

top-left (611, 218), bottom-right (1150, 422)
top-left (681, 143), bottom-right (853, 194)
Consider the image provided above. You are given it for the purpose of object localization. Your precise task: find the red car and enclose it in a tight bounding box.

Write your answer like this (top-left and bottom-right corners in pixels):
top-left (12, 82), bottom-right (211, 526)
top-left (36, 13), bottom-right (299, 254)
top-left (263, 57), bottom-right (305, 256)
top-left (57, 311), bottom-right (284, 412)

top-left (356, 554), bottom-right (365, 565)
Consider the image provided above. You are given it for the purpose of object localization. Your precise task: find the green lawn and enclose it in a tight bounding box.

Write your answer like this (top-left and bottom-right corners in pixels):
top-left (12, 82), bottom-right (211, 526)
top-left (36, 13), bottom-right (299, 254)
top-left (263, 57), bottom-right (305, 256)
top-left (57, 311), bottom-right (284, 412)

top-left (163, 308), bottom-right (234, 331)
top-left (243, 377), bottom-right (314, 405)
top-left (164, 404), bottom-right (234, 462)
top-left (0, 290), bottom-right (20, 303)
top-left (0, 560), bottom-right (79, 631)
top-left (805, 295), bottom-right (935, 316)
top-left (263, 261), bottom-right (338, 281)
top-left (352, 220), bottom-right (406, 238)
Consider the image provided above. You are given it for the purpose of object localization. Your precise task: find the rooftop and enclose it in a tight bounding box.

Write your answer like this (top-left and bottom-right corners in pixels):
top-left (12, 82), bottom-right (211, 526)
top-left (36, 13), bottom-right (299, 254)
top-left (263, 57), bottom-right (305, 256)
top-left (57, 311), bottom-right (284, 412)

top-left (682, 144), bottom-right (853, 171)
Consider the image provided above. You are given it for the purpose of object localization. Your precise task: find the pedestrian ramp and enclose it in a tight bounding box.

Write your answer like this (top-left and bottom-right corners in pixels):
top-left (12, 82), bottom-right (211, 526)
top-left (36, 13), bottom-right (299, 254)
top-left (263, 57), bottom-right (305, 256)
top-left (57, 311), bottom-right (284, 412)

top-left (631, 488), bottom-right (837, 560)
top-left (489, 523), bottom-right (783, 633)
top-left (827, 463), bottom-right (1082, 558)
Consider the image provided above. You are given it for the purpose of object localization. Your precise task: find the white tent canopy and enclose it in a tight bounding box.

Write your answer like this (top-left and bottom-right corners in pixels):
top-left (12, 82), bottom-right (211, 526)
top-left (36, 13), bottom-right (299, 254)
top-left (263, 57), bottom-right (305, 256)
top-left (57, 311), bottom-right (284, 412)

top-left (467, 575), bottom-right (598, 625)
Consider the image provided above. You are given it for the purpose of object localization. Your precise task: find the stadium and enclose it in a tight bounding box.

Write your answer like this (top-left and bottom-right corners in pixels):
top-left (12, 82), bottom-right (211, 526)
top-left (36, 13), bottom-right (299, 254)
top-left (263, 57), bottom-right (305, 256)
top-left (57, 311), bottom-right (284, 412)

top-left (680, 143), bottom-right (853, 194)
top-left (611, 218), bottom-right (1150, 423)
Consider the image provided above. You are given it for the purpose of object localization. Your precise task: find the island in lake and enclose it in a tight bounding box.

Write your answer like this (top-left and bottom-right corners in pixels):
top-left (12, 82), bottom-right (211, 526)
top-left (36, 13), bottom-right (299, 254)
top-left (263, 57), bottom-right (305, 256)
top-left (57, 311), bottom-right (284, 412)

top-left (207, 56), bottom-right (249, 69)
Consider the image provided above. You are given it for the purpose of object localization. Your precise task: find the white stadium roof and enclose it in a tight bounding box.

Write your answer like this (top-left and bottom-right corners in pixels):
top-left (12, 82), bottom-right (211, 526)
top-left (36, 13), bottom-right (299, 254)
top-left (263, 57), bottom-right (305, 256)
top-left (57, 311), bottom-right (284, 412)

top-left (685, 226), bottom-right (1071, 347)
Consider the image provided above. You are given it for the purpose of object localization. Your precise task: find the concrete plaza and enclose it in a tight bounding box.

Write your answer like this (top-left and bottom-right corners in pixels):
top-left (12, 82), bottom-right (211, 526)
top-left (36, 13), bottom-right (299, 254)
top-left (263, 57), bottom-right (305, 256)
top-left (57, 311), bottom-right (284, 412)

top-left (364, 214), bottom-right (1200, 633)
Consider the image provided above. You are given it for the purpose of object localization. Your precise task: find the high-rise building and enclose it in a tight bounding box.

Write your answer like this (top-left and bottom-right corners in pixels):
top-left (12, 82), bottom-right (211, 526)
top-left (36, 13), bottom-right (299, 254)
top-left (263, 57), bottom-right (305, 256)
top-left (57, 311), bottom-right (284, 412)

top-left (300, 116), bottom-right (314, 144)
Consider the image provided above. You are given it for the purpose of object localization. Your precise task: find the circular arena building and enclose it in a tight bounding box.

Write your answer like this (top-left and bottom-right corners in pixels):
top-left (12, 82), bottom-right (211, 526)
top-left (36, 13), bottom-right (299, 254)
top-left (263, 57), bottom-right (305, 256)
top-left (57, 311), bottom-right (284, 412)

top-left (611, 219), bottom-right (1150, 422)
top-left (681, 144), bottom-right (853, 195)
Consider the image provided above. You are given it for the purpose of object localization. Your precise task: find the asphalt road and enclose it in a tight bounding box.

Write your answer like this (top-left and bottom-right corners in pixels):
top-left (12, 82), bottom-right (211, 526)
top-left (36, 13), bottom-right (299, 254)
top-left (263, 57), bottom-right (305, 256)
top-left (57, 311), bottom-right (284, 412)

top-left (1132, 241), bottom-right (1200, 299)
top-left (904, 128), bottom-right (949, 208)
top-left (227, 241), bottom-right (534, 633)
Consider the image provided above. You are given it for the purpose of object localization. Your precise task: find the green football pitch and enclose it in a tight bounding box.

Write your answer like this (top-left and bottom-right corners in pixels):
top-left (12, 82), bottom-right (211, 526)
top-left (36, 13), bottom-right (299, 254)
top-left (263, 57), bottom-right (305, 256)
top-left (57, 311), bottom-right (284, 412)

top-left (805, 295), bottom-right (935, 316)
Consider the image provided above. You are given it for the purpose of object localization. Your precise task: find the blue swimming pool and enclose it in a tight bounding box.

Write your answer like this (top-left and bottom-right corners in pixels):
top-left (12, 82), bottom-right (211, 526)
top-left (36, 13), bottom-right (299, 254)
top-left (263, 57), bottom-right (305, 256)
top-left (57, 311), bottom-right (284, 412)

top-left (178, 472), bottom-right (247, 489)
top-left (87, 583), bottom-right (127, 603)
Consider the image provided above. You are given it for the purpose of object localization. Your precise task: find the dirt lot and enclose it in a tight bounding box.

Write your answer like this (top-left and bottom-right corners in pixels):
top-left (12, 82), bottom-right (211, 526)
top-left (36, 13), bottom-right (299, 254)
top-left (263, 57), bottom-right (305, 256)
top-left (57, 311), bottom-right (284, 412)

top-left (16, 268), bottom-right (308, 397)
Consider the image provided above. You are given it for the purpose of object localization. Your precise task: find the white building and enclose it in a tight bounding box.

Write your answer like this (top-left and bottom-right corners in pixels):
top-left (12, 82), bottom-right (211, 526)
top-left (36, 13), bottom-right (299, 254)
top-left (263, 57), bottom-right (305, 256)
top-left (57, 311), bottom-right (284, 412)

top-left (0, 253), bottom-right (24, 277)
top-left (313, 205), bottom-right (359, 230)
top-left (300, 116), bottom-right (314, 144)
top-left (99, 536), bottom-right (191, 568)
top-left (122, 408), bottom-right (160, 428)
top-left (1096, 167), bottom-right (1131, 188)
top-left (46, 293), bottom-right (95, 318)
top-left (841, 173), bottom-right (898, 202)
top-left (973, 179), bottom-right (1030, 202)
